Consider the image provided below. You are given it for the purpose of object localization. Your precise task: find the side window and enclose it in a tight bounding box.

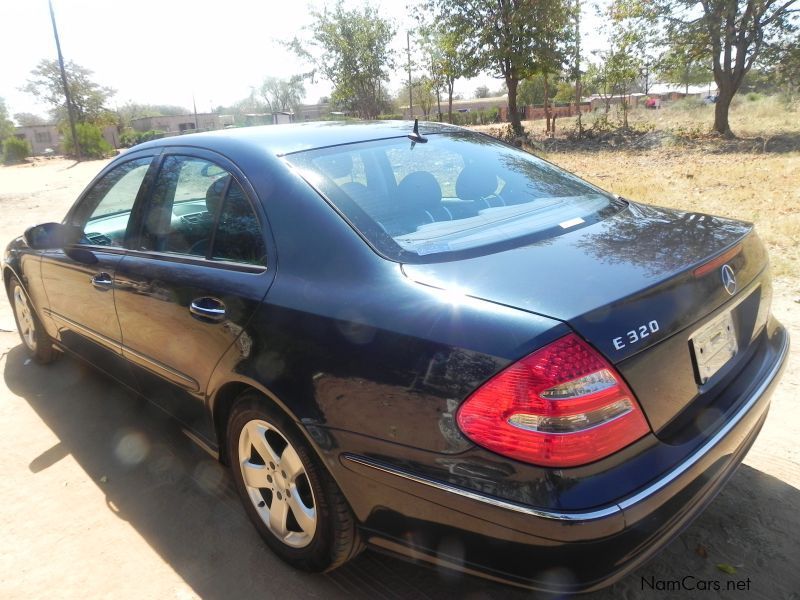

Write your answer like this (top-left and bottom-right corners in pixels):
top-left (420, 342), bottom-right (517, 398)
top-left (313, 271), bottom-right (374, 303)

top-left (140, 155), bottom-right (228, 256)
top-left (139, 154), bottom-right (265, 266)
top-left (211, 181), bottom-right (266, 266)
top-left (71, 157), bottom-right (152, 247)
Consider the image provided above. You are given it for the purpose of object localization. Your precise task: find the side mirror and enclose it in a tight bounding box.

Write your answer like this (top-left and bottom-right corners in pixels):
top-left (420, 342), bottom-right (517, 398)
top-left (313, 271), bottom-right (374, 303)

top-left (24, 222), bottom-right (82, 250)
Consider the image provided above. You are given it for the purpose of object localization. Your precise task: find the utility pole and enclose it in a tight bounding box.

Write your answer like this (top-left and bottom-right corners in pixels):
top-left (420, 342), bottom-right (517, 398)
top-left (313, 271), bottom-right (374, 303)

top-left (407, 32), bottom-right (413, 119)
top-left (574, 0), bottom-right (583, 139)
top-left (193, 95), bottom-right (199, 130)
top-left (48, 0), bottom-right (81, 161)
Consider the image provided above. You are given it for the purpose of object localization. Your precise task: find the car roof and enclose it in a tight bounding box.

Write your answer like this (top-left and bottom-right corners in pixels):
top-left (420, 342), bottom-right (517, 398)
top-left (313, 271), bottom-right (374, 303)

top-left (131, 120), bottom-right (464, 158)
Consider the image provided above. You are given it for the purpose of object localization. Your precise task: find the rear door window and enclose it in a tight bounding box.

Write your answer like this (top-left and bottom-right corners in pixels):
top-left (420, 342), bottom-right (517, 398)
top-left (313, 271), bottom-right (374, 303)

top-left (211, 180), bottom-right (267, 266)
top-left (139, 155), bottom-right (225, 256)
top-left (137, 154), bottom-right (266, 266)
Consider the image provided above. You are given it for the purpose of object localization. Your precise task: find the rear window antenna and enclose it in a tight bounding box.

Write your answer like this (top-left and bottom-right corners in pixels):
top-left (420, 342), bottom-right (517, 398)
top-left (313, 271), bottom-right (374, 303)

top-left (407, 118), bottom-right (428, 147)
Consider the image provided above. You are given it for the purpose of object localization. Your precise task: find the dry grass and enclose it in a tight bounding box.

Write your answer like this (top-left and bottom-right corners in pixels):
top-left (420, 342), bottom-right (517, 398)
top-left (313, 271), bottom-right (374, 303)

top-left (545, 149), bottom-right (800, 282)
top-left (628, 94), bottom-right (800, 138)
top-left (500, 95), bottom-right (800, 285)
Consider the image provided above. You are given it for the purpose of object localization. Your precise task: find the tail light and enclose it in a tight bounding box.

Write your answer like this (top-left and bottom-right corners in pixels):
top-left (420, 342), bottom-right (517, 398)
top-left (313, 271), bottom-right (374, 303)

top-left (456, 334), bottom-right (650, 468)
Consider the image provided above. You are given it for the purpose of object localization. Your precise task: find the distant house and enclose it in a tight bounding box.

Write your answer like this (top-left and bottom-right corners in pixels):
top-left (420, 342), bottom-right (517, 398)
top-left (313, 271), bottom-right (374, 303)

top-left (13, 124), bottom-right (118, 156)
top-left (296, 103), bottom-right (331, 121)
top-left (14, 125), bottom-right (61, 156)
top-left (242, 112), bottom-right (296, 125)
top-left (646, 83), bottom-right (717, 100)
top-left (588, 93), bottom-right (647, 112)
top-left (130, 113), bottom-right (234, 133)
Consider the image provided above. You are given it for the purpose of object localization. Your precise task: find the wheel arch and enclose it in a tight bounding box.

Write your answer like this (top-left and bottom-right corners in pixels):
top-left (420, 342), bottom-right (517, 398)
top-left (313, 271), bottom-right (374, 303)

top-left (210, 377), bottom-right (315, 466)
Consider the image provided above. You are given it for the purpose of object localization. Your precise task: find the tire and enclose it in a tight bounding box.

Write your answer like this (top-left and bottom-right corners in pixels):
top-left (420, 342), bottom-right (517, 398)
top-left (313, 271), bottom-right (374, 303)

top-left (226, 391), bottom-right (362, 571)
top-left (7, 276), bottom-right (58, 364)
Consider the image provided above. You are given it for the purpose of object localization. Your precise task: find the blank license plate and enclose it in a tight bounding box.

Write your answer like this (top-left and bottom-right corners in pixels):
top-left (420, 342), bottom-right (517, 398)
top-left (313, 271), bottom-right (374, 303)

top-left (691, 311), bottom-right (738, 384)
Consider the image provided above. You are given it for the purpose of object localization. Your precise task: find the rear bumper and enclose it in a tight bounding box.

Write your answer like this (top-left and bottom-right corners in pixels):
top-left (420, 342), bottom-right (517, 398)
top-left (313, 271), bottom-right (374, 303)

top-left (341, 323), bottom-right (789, 592)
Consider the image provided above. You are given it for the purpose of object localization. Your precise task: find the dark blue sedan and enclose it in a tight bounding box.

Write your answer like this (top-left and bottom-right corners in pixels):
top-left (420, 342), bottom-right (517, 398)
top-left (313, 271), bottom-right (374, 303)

top-left (3, 121), bottom-right (788, 592)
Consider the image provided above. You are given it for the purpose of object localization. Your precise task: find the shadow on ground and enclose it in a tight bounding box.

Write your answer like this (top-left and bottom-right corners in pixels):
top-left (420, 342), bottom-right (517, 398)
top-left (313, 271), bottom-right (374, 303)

top-left (5, 344), bottom-right (799, 599)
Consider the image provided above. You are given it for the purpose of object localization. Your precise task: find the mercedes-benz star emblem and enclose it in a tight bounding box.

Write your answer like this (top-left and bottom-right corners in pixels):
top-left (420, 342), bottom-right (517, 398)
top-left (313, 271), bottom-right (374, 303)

top-left (721, 264), bottom-right (736, 296)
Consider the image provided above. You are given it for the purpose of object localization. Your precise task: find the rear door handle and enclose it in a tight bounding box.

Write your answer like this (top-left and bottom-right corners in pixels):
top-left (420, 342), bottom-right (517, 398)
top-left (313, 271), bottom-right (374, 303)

top-left (190, 297), bottom-right (226, 322)
top-left (90, 272), bottom-right (113, 290)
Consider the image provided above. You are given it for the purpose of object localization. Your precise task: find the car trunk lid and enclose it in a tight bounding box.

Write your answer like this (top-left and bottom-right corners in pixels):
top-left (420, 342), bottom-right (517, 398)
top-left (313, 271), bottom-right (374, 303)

top-left (402, 202), bottom-right (770, 435)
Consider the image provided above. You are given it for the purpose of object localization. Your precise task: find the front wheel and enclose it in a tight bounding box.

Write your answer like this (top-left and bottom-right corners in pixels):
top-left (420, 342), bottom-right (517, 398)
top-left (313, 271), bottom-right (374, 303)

top-left (226, 392), bottom-right (362, 571)
top-left (8, 278), bottom-right (57, 364)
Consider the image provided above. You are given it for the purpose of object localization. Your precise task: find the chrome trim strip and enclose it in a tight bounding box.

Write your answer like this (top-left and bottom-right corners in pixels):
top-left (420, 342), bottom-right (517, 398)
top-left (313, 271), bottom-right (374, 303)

top-left (343, 330), bottom-right (788, 522)
top-left (122, 345), bottom-right (199, 391)
top-left (342, 454), bottom-right (621, 522)
top-left (46, 309), bottom-right (199, 391)
top-left (46, 309), bottom-right (123, 353)
top-left (182, 428), bottom-right (219, 460)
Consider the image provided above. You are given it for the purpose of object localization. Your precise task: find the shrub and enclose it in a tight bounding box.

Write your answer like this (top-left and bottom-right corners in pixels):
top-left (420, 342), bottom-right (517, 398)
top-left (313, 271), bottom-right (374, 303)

top-left (2, 136), bottom-right (31, 164)
top-left (746, 92), bottom-right (764, 102)
top-left (61, 122), bottom-right (112, 159)
top-left (119, 129), bottom-right (165, 148)
top-left (377, 113), bottom-right (404, 120)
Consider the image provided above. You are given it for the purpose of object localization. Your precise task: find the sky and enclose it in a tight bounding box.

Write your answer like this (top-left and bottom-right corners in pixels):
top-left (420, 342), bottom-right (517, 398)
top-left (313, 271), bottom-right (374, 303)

top-left (0, 0), bottom-right (608, 122)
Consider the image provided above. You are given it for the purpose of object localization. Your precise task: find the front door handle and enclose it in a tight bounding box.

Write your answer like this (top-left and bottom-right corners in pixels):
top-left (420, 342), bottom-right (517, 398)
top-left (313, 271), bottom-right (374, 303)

top-left (90, 272), bottom-right (113, 290)
top-left (190, 297), bottom-right (226, 322)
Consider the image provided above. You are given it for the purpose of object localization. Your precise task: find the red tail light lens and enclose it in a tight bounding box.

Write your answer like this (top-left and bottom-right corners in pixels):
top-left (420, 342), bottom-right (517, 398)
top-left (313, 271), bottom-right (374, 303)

top-left (456, 334), bottom-right (650, 467)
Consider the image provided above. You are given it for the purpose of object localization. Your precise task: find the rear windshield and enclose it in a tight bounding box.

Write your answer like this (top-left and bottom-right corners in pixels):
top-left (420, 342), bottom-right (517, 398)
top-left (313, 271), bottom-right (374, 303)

top-left (285, 131), bottom-right (622, 262)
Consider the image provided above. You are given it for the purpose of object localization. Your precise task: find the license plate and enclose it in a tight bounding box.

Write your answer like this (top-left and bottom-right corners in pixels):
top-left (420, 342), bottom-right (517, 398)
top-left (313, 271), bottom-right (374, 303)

top-left (691, 311), bottom-right (738, 384)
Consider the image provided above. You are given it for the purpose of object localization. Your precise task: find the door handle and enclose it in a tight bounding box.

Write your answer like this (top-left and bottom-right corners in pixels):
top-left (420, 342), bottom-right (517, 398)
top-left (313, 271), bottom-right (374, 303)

top-left (190, 297), bottom-right (226, 322)
top-left (90, 272), bottom-right (113, 290)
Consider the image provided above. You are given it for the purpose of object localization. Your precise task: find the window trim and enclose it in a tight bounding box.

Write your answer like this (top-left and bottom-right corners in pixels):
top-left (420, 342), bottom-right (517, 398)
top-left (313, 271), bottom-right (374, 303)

top-left (123, 248), bottom-right (267, 274)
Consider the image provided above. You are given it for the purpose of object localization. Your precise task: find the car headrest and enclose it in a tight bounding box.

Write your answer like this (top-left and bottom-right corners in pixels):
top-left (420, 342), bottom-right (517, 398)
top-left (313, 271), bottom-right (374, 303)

top-left (455, 167), bottom-right (498, 200)
top-left (206, 175), bottom-right (230, 215)
top-left (316, 153), bottom-right (354, 179)
top-left (397, 172), bottom-right (442, 211)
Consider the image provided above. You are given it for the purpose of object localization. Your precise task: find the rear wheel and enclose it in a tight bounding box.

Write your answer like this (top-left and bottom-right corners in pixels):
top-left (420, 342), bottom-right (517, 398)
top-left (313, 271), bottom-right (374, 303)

top-left (8, 277), bottom-right (57, 364)
top-left (226, 392), bottom-right (362, 571)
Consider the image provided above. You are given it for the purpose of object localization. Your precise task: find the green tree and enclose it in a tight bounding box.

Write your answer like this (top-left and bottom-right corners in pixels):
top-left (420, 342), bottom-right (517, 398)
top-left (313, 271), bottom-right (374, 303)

top-left (624, 0), bottom-right (799, 136)
top-left (417, 77), bottom-right (436, 117)
top-left (61, 122), bottom-right (111, 159)
top-left (600, 2), bottom-right (647, 127)
top-left (417, 24), bottom-right (479, 122)
top-left (289, 2), bottom-right (395, 119)
top-left (0, 97), bottom-right (14, 141)
top-left (657, 48), bottom-right (711, 94)
top-left (761, 33), bottom-right (800, 98)
top-left (22, 59), bottom-right (115, 125)
top-left (115, 102), bottom-right (191, 130)
top-left (474, 84), bottom-right (490, 98)
top-left (260, 75), bottom-right (306, 114)
top-left (3, 136), bottom-right (31, 164)
top-left (13, 112), bottom-right (48, 126)
top-left (554, 80), bottom-right (576, 102)
top-left (518, 74), bottom-right (548, 105)
top-left (427, 0), bottom-right (572, 135)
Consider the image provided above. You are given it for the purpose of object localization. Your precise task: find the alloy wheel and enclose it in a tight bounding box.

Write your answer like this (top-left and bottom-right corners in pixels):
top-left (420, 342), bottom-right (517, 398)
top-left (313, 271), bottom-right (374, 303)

top-left (13, 285), bottom-right (37, 351)
top-left (237, 418), bottom-right (317, 548)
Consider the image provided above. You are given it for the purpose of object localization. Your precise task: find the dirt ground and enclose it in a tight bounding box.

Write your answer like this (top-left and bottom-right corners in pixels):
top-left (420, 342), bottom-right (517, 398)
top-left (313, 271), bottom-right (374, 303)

top-left (0, 157), bottom-right (798, 599)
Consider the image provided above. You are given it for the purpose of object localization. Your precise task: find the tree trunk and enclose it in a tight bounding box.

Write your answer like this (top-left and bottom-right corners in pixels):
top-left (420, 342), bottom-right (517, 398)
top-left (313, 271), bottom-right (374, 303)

top-left (543, 73), bottom-right (551, 133)
top-left (447, 78), bottom-right (454, 124)
top-left (436, 88), bottom-right (442, 122)
top-left (507, 77), bottom-right (523, 135)
top-left (713, 85), bottom-right (735, 137)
